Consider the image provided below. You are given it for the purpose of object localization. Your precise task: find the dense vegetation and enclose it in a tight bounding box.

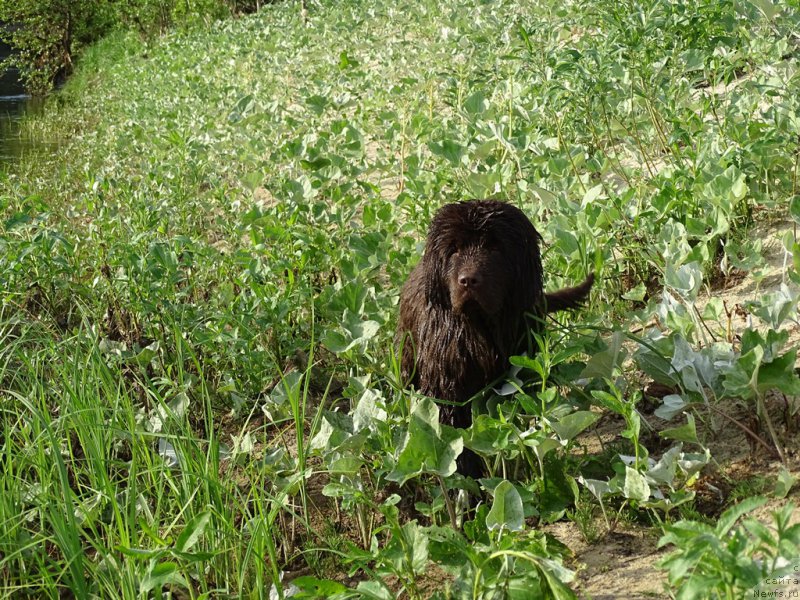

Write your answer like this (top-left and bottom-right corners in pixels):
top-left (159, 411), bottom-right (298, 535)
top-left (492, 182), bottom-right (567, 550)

top-left (0, 0), bottom-right (260, 93)
top-left (1, 0), bottom-right (799, 597)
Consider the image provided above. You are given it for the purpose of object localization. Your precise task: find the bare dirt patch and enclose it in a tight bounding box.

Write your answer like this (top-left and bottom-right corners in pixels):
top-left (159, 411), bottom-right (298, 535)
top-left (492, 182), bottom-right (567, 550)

top-left (546, 520), bottom-right (667, 599)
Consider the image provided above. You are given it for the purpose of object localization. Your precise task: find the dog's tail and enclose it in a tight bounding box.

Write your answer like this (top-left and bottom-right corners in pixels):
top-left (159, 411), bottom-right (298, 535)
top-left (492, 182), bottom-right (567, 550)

top-left (544, 273), bottom-right (595, 312)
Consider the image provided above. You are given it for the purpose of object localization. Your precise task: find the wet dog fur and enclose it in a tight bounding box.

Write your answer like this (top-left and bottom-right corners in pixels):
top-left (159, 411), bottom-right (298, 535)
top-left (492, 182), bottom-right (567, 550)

top-left (397, 200), bottom-right (594, 477)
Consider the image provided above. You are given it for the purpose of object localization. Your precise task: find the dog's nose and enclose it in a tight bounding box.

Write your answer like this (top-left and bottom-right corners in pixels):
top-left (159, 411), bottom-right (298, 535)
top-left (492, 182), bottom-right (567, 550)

top-left (458, 272), bottom-right (480, 288)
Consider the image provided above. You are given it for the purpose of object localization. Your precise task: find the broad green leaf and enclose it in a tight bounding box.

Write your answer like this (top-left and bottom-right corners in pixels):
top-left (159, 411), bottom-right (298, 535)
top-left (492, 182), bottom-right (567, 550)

top-left (581, 184), bottom-right (603, 206)
top-left (681, 49), bottom-right (705, 71)
top-left (352, 389), bottom-right (387, 431)
top-left (741, 329), bottom-right (788, 361)
top-left (701, 297), bottom-right (725, 321)
top-left (527, 436), bottom-right (561, 462)
top-left (322, 310), bottom-right (380, 353)
top-left (467, 414), bottom-right (512, 455)
top-left (309, 415), bottom-right (344, 452)
top-left (660, 413), bottom-right (700, 444)
top-left (466, 171), bottom-right (502, 198)
top-left (510, 354), bottom-right (547, 380)
top-left (723, 345), bottom-right (763, 400)
top-left (635, 344), bottom-right (680, 388)
top-left (751, 0), bottom-right (781, 19)
top-left (622, 282), bottom-right (646, 302)
top-left (300, 157), bottom-right (332, 171)
top-left (241, 171), bottom-right (264, 192)
top-left (665, 261), bottom-right (703, 301)
top-left (463, 90), bottom-right (486, 115)
top-left (227, 93), bottom-right (255, 123)
top-left (590, 389), bottom-right (624, 414)
top-left (428, 139), bottom-right (465, 166)
top-left (427, 525), bottom-right (475, 567)
top-left (355, 580), bottom-right (394, 600)
top-left (757, 349), bottom-right (800, 396)
top-left (292, 576), bottom-right (348, 596)
top-left (790, 196), bottom-right (800, 225)
top-left (269, 371), bottom-right (303, 406)
top-left (140, 561), bottom-right (187, 593)
top-left (4, 212), bottom-right (32, 230)
top-left (383, 521), bottom-right (429, 574)
top-left (644, 489), bottom-right (695, 515)
top-left (175, 511), bottom-right (211, 554)
top-left (541, 456), bottom-right (579, 521)
top-left (773, 469), bottom-right (796, 499)
top-left (716, 496), bottom-right (768, 536)
top-left (530, 184), bottom-right (557, 204)
top-left (127, 342), bottom-right (160, 367)
top-left (677, 450), bottom-right (710, 479)
top-left (623, 466), bottom-right (650, 502)
top-left (655, 395), bottom-right (688, 420)
top-left (647, 445), bottom-right (682, 486)
top-left (578, 477), bottom-right (615, 502)
top-left (581, 331), bottom-right (627, 379)
top-left (537, 559), bottom-right (579, 600)
top-left (387, 398), bottom-right (463, 484)
top-left (486, 480), bottom-right (524, 531)
top-left (338, 51), bottom-right (353, 69)
top-left (703, 166), bottom-right (746, 208)
top-left (549, 411), bottom-right (599, 441)
top-left (746, 286), bottom-right (799, 329)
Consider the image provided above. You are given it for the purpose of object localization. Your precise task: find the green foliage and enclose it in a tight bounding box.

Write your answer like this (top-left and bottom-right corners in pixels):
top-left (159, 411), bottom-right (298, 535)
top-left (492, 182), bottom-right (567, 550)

top-left (0, 0), bottom-right (250, 93)
top-left (388, 398), bottom-right (463, 484)
top-left (1, 0), bottom-right (799, 596)
top-left (658, 499), bottom-right (800, 599)
top-left (0, 0), bottom-right (116, 92)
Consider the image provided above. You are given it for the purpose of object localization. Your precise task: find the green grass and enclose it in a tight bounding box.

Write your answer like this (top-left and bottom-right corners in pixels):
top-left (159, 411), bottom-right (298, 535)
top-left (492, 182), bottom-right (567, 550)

top-left (1, 0), bottom-right (800, 597)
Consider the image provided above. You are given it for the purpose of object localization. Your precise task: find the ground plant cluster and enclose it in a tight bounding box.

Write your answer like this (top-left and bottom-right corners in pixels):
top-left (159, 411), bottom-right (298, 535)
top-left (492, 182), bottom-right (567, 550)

top-left (1, 0), bottom-right (799, 597)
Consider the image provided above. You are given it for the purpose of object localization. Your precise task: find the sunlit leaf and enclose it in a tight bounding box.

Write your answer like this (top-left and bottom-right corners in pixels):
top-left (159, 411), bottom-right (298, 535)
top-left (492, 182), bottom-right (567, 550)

top-left (486, 480), bottom-right (524, 531)
top-left (175, 511), bottom-right (211, 554)
top-left (387, 398), bottom-right (463, 484)
top-left (323, 310), bottom-right (380, 353)
top-left (661, 413), bottom-right (699, 444)
top-left (655, 394), bottom-right (688, 420)
top-left (463, 90), bottom-right (486, 115)
top-left (140, 561), bottom-right (187, 594)
top-left (428, 139), bottom-right (465, 166)
top-left (773, 469), bottom-right (796, 499)
top-left (549, 411), bottom-right (599, 441)
top-left (623, 466), bottom-right (650, 502)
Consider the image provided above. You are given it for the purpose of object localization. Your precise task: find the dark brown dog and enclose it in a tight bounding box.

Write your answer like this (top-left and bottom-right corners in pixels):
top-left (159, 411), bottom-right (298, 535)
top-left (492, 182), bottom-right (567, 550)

top-left (397, 200), bottom-right (594, 476)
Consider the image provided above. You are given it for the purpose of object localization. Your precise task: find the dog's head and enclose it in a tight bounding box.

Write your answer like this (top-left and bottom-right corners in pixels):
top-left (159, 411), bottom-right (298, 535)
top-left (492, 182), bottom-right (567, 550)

top-left (422, 200), bottom-right (544, 320)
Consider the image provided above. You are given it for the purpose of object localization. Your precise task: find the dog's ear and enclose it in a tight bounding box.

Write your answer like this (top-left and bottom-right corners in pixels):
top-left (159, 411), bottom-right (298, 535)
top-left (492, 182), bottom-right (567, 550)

top-left (422, 240), bottom-right (451, 308)
top-left (513, 224), bottom-right (545, 315)
top-left (421, 209), bottom-right (456, 309)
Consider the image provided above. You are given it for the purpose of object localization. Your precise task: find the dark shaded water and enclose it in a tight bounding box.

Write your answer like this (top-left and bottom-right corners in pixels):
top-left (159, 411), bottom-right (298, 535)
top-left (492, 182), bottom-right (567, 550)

top-left (0, 39), bottom-right (41, 167)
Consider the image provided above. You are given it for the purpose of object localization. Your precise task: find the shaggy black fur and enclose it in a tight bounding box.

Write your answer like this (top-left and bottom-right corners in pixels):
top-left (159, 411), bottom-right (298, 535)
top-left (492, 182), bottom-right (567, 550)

top-left (397, 200), bottom-right (594, 477)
